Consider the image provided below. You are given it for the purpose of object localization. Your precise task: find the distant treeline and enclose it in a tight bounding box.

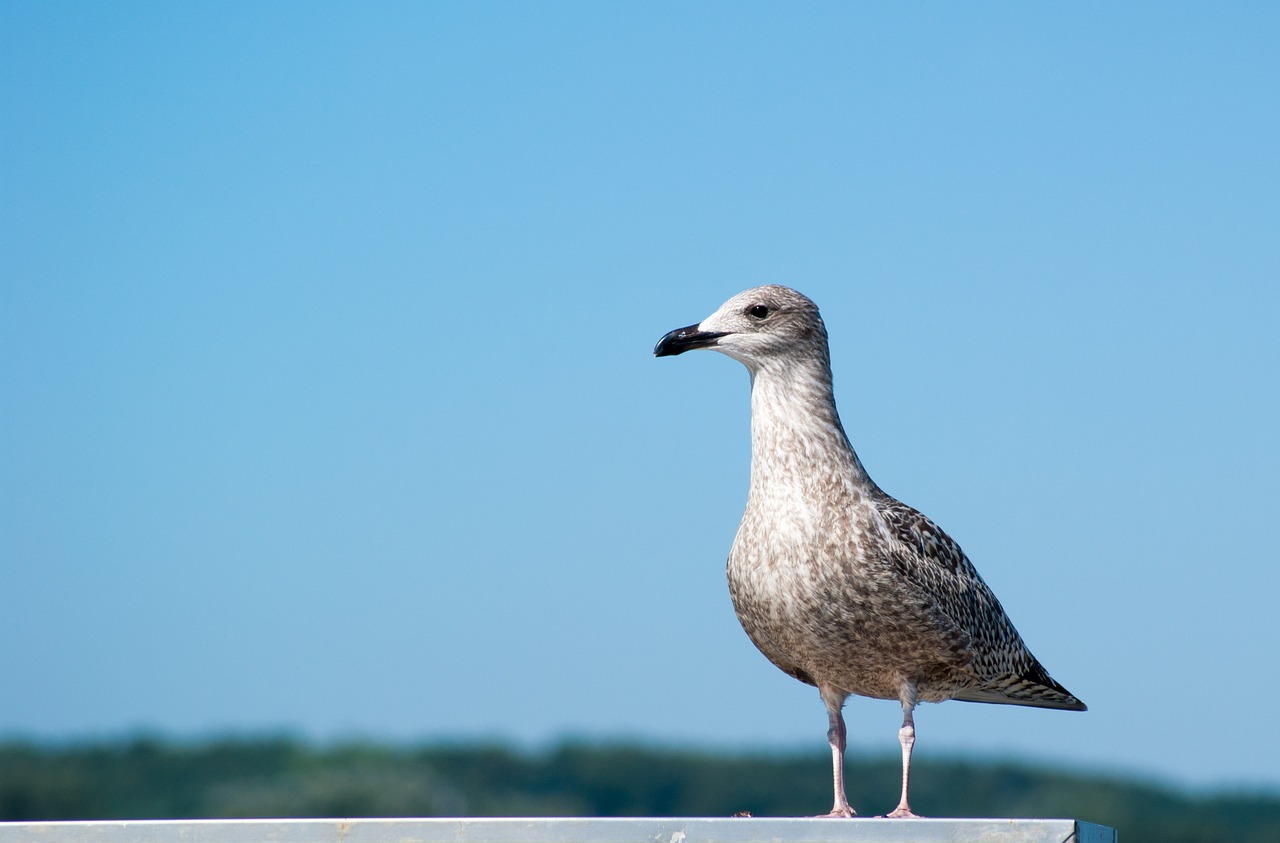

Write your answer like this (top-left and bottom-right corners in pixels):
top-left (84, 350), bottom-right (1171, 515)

top-left (2, 738), bottom-right (1278, 843)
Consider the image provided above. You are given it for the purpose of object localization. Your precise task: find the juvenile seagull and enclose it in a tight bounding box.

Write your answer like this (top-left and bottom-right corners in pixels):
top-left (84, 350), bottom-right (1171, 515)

top-left (654, 285), bottom-right (1085, 818)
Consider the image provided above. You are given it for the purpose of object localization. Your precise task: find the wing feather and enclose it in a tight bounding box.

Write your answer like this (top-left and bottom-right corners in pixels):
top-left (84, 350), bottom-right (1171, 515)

top-left (873, 492), bottom-right (1086, 710)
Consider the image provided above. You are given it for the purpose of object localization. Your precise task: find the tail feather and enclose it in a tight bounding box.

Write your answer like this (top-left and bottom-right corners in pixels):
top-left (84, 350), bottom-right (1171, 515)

top-left (954, 672), bottom-right (1087, 711)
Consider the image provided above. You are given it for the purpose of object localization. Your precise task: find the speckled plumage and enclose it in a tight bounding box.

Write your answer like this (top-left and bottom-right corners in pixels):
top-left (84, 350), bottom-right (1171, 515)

top-left (654, 285), bottom-right (1085, 818)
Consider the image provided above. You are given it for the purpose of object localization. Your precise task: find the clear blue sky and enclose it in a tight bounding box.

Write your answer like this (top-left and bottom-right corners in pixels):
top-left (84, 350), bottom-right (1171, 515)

top-left (3, 2), bottom-right (1278, 792)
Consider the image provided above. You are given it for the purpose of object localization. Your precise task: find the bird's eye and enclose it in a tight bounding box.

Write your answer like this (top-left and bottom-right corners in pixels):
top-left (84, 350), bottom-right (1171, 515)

top-left (748, 305), bottom-right (770, 319)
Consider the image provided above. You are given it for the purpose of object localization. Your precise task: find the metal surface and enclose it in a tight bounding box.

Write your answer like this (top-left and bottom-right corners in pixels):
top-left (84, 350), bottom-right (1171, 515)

top-left (0, 818), bottom-right (1115, 843)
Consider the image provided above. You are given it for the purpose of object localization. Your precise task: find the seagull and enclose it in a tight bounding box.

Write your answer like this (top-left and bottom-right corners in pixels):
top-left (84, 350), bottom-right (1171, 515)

top-left (654, 285), bottom-right (1085, 818)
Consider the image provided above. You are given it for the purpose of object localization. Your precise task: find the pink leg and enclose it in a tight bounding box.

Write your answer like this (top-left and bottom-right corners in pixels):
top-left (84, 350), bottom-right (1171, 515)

top-left (816, 688), bottom-right (856, 817)
top-left (885, 682), bottom-right (922, 819)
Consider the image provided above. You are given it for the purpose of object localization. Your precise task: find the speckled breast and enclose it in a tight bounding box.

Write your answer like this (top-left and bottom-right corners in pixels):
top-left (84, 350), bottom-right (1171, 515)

top-left (725, 531), bottom-right (976, 703)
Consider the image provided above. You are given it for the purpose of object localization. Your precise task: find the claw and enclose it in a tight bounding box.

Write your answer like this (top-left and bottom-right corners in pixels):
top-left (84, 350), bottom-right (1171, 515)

top-left (813, 808), bottom-right (857, 818)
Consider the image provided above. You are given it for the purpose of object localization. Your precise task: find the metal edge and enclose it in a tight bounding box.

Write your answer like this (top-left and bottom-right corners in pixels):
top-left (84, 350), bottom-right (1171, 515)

top-left (0, 818), bottom-right (1115, 843)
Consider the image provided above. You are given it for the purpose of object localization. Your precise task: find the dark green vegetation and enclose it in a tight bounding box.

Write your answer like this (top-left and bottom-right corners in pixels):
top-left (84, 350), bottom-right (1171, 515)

top-left (3, 738), bottom-right (1278, 843)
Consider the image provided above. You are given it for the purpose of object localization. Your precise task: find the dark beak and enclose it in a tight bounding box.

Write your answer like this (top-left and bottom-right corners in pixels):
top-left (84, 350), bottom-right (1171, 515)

top-left (654, 324), bottom-right (729, 357)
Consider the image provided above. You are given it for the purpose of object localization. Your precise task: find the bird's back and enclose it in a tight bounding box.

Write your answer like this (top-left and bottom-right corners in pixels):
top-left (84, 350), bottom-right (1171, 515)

top-left (869, 490), bottom-right (1086, 710)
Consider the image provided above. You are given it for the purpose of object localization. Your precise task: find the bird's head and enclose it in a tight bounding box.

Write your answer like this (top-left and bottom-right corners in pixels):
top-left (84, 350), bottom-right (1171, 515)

top-left (653, 285), bottom-right (828, 373)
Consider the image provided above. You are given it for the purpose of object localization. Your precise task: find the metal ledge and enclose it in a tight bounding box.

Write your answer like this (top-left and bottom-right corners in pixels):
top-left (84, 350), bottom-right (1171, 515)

top-left (0, 817), bottom-right (1116, 843)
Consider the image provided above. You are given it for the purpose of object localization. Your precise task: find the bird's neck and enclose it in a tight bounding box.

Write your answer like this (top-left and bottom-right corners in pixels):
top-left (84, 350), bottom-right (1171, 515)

top-left (746, 359), bottom-right (875, 497)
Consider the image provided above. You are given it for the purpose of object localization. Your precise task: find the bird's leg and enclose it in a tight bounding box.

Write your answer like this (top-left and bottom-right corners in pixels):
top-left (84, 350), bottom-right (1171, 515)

top-left (815, 688), bottom-right (856, 817)
top-left (885, 682), bottom-right (921, 819)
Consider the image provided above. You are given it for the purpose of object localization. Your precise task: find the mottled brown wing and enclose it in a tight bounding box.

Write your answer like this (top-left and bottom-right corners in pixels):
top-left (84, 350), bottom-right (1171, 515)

top-left (875, 493), bottom-right (1085, 709)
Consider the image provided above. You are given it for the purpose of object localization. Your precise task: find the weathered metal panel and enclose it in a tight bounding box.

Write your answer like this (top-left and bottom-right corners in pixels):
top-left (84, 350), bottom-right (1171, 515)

top-left (0, 818), bottom-right (1116, 843)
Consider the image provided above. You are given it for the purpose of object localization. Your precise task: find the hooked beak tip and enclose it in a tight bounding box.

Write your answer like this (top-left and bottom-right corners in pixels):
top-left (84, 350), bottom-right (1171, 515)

top-left (654, 325), bottom-right (728, 357)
